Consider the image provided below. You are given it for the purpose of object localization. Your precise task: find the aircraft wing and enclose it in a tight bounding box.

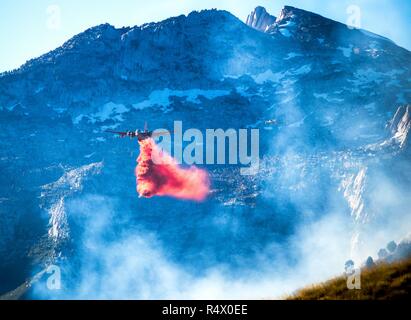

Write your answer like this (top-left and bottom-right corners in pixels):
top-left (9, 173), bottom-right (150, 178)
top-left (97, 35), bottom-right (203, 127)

top-left (105, 130), bottom-right (128, 137)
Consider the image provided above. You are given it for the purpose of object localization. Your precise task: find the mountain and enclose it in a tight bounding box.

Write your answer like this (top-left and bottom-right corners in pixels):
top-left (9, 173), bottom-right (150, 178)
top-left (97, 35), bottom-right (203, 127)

top-left (0, 6), bottom-right (410, 299)
top-left (246, 6), bottom-right (276, 32)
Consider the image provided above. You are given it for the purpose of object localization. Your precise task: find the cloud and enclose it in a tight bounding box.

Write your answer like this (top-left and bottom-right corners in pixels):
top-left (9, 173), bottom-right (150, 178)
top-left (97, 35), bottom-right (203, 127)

top-left (31, 193), bottom-right (363, 299)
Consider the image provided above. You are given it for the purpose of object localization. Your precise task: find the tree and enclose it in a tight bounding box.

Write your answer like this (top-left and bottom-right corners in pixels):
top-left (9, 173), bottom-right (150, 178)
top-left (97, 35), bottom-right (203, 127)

top-left (387, 241), bottom-right (397, 253)
top-left (378, 248), bottom-right (388, 259)
top-left (365, 256), bottom-right (375, 268)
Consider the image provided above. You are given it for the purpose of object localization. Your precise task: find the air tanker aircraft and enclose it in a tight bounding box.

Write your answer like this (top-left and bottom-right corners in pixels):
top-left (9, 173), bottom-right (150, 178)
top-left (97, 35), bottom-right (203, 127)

top-left (106, 122), bottom-right (170, 141)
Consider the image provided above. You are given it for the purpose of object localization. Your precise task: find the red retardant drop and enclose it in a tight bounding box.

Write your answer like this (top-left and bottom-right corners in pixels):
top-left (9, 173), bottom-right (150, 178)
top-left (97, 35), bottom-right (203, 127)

top-left (135, 138), bottom-right (210, 201)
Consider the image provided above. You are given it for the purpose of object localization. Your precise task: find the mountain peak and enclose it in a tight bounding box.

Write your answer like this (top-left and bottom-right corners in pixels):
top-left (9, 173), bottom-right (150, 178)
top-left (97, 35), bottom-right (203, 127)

top-left (263, 5), bottom-right (353, 42)
top-left (276, 5), bottom-right (328, 23)
top-left (246, 6), bottom-right (276, 32)
top-left (134, 9), bottom-right (240, 34)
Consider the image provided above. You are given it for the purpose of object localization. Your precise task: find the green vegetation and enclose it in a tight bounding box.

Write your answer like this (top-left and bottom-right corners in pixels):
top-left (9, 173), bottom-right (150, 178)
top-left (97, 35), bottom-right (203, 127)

top-left (289, 256), bottom-right (411, 300)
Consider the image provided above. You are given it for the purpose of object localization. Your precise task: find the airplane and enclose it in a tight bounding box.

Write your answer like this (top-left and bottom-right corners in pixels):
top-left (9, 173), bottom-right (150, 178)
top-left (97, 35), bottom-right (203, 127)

top-left (106, 122), bottom-right (171, 141)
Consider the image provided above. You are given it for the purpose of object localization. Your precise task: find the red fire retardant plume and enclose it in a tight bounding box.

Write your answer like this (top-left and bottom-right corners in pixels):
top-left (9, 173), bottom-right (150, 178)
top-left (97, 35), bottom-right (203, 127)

top-left (135, 138), bottom-right (210, 201)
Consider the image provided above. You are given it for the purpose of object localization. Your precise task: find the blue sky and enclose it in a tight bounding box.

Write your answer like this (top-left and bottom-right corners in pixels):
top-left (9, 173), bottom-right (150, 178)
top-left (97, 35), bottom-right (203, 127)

top-left (1, 0), bottom-right (410, 72)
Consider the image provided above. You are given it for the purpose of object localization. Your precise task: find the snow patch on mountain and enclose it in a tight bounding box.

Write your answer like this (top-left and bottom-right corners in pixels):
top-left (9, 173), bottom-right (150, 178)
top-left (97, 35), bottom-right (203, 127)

top-left (91, 102), bottom-right (129, 123)
top-left (313, 93), bottom-right (344, 103)
top-left (252, 65), bottom-right (311, 84)
top-left (252, 70), bottom-right (284, 84)
top-left (132, 88), bottom-right (230, 111)
top-left (338, 45), bottom-right (354, 58)
top-left (40, 162), bottom-right (103, 242)
top-left (48, 198), bottom-right (67, 241)
top-left (293, 64), bottom-right (312, 75)
top-left (340, 167), bottom-right (367, 223)
top-left (279, 28), bottom-right (292, 38)
top-left (73, 102), bottom-right (129, 124)
top-left (284, 52), bottom-right (304, 60)
top-left (348, 69), bottom-right (404, 86)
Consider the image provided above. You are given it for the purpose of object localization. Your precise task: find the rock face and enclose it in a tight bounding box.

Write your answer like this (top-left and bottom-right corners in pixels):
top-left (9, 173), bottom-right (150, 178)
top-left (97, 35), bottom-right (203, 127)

top-left (265, 5), bottom-right (347, 41)
top-left (0, 6), bottom-right (410, 299)
top-left (246, 6), bottom-right (276, 31)
top-left (389, 105), bottom-right (411, 148)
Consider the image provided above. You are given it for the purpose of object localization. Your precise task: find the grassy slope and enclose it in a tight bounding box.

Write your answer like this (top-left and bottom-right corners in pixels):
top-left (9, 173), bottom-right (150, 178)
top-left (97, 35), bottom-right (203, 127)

top-left (289, 256), bottom-right (411, 300)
